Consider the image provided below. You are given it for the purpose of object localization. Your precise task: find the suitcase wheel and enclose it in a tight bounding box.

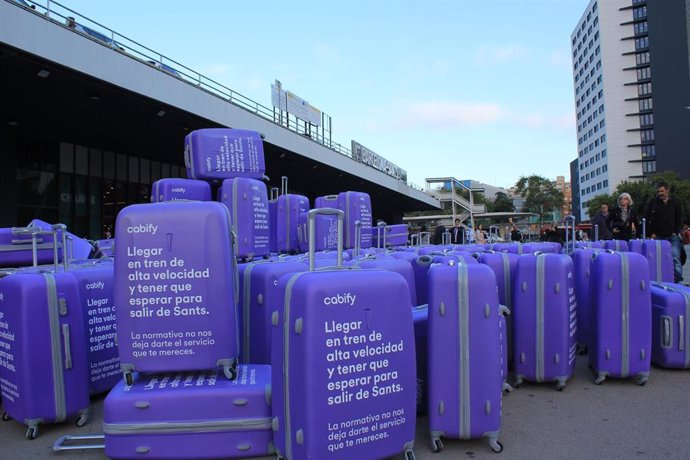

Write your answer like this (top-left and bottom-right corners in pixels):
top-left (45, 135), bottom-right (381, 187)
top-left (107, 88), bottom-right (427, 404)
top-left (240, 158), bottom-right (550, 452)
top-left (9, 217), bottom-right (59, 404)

top-left (431, 438), bottom-right (444, 453)
top-left (76, 412), bottom-right (90, 428)
top-left (490, 439), bottom-right (504, 453)
top-left (1, 412), bottom-right (10, 422)
top-left (555, 382), bottom-right (565, 392)
top-left (636, 375), bottom-right (648, 386)
top-left (594, 375), bottom-right (606, 385)
top-left (404, 449), bottom-right (417, 460)
top-left (223, 365), bottom-right (238, 381)
top-left (124, 372), bottom-right (134, 386)
top-left (26, 425), bottom-right (38, 440)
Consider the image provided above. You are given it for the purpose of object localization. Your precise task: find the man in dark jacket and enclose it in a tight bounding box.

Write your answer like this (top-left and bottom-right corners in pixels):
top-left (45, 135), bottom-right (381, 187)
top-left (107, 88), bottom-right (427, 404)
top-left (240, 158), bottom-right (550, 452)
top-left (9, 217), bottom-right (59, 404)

top-left (590, 203), bottom-right (613, 241)
top-left (644, 181), bottom-right (684, 283)
top-left (451, 219), bottom-right (463, 244)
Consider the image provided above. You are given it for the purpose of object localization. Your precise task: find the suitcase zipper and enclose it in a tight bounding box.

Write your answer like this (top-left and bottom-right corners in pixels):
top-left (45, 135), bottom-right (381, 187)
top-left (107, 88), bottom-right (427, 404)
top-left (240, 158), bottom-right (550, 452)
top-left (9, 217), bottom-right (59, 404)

top-left (620, 253), bottom-right (630, 378)
top-left (456, 263), bottom-right (471, 438)
top-left (103, 417), bottom-right (273, 435)
top-left (535, 256), bottom-right (545, 382)
top-left (44, 273), bottom-right (67, 422)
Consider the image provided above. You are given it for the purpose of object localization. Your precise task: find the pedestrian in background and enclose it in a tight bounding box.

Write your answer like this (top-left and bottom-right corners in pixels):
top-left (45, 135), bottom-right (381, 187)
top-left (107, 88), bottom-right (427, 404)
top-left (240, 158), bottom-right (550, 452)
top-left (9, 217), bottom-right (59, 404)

top-left (591, 203), bottom-right (613, 241)
top-left (644, 181), bottom-right (684, 283)
top-left (606, 192), bottom-right (637, 241)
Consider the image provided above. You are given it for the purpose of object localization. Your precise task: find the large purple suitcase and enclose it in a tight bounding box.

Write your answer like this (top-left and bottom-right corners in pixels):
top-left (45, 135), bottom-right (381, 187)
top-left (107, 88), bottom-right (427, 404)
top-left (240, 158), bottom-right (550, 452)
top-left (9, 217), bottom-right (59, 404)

top-left (602, 240), bottom-right (629, 252)
top-left (184, 128), bottom-right (265, 181)
top-left (0, 265), bottom-right (91, 439)
top-left (339, 191), bottom-right (372, 250)
top-left (29, 219), bottom-right (94, 261)
top-left (98, 365), bottom-right (273, 459)
top-left (590, 251), bottom-right (651, 385)
top-left (297, 211), bottom-right (338, 253)
top-left (268, 187), bottom-right (279, 253)
top-left (238, 259), bottom-right (306, 364)
top-left (628, 239), bottom-right (643, 254)
top-left (571, 248), bottom-right (599, 352)
top-left (650, 282), bottom-right (690, 368)
top-left (276, 177), bottom-right (309, 254)
top-left (512, 253), bottom-right (576, 390)
top-left (151, 178), bottom-right (212, 202)
top-left (412, 305), bottom-right (428, 415)
top-left (314, 194), bottom-right (339, 209)
top-left (372, 223), bottom-right (409, 248)
top-left (271, 209), bottom-right (416, 460)
top-left (427, 261), bottom-right (503, 453)
top-left (220, 178), bottom-right (270, 260)
top-left (114, 201), bottom-right (239, 384)
top-left (347, 255), bottom-right (417, 308)
top-left (642, 239), bottom-right (674, 282)
top-left (0, 225), bottom-right (61, 267)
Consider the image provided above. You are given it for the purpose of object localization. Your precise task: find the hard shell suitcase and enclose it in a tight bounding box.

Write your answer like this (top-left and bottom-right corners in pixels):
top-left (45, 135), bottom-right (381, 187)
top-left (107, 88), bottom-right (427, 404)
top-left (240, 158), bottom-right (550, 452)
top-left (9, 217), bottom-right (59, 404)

top-left (642, 239), bottom-right (674, 283)
top-left (114, 201), bottom-right (239, 384)
top-left (338, 191), bottom-right (372, 250)
top-left (590, 251), bottom-right (651, 385)
top-left (0, 225), bottom-right (61, 268)
top-left (571, 248), bottom-right (599, 352)
top-left (238, 259), bottom-right (306, 364)
top-left (628, 239), bottom-right (643, 254)
top-left (29, 219), bottom-right (94, 261)
top-left (184, 128), bottom-right (265, 181)
top-left (268, 187), bottom-right (280, 253)
top-left (347, 255), bottom-right (417, 309)
top-left (512, 253), bottom-right (576, 390)
top-left (151, 178), bottom-right (212, 203)
top-left (271, 209), bottom-right (416, 460)
top-left (427, 261), bottom-right (503, 453)
top-left (276, 177), bottom-right (309, 254)
top-left (297, 211), bottom-right (338, 253)
top-left (93, 239), bottom-right (114, 258)
top-left (314, 194), bottom-right (339, 209)
top-left (498, 306), bottom-right (512, 393)
top-left (0, 228), bottom-right (90, 439)
top-left (220, 178), bottom-right (270, 260)
top-left (56, 365), bottom-right (273, 459)
top-left (372, 223), bottom-right (409, 249)
top-left (412, 305), bottom-right (428, 415)
top-left (650, 282), bottom-right (690, 368)
top-left (602, 240), bottom-right (629, 252)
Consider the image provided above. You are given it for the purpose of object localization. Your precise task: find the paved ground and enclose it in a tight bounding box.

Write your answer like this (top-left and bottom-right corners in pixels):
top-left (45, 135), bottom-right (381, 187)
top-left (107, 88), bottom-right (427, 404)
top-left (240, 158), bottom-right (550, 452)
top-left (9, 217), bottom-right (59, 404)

top-left (2, 251), bottom-right (689, 459)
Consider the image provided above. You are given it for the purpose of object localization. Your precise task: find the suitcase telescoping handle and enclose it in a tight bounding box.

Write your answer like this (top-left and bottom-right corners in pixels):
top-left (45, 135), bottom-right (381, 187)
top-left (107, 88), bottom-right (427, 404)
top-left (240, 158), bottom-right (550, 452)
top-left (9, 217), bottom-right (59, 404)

top-left (13, 224), bottom-right (68, 269)
top-left (594, 224), bottom-right (599, 242)
top-left (354, 220), bottom-right (362, 258)
top-left (376, 221), bottom-right (387, 249)
top-left (564, 215), bottom-right (576, 254)
top-left (442, 230), bottom-right (451, 245)
top-left (309, 208), bottom-right (344, 271)
top-left (270, 187), bottom-right (279, 201)
top-left (641, 217), bottom-right (646, 241)
top-left (53, 434), bottom-right (105, 452)
top-left (281, 176), bottom-right (288, 196)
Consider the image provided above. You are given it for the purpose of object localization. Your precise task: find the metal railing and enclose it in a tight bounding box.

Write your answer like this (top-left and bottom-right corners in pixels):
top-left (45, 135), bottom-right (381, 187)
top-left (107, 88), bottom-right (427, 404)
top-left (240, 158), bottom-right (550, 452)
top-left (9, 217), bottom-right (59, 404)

top-left (7, 0), bottom-right (428, 194)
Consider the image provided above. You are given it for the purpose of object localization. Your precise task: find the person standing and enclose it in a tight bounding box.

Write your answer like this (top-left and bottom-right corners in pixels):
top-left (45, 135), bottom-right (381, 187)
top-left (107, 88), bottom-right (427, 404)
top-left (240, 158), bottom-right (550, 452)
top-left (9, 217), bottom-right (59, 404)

top-left (510, 225), bottom-right (522, 242)
top-left (591, 203), bottom-right (613, 241)
top-left (475, 224), bottom-right (487, 244)
top-left (451, 218), bottom-right (463, 244)
top-left (644, 181), bottom-right (684, 283)
top-left (606, 193), bottom-right (637, 241)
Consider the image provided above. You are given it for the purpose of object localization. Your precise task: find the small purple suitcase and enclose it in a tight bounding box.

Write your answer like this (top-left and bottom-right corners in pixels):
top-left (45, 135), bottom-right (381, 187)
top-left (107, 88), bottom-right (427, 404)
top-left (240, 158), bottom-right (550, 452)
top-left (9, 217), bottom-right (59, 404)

top-left (628, 239), bottom-right (643, 254)
top-left (371, 223), bottom-right (409, 248)
top-left (238, 259), bottom-right (306, 364)
top-left (512, 253), bottom-right (576, 390)
top-left (297, 211), bottom-right (338, 253)
top-left (220, 178), bottom-right (270, 260)
top-left (314, 194), bottom-right (339, 209)
top-left (184, 128), bottom-right (265, 181)
top-left (276, 177), bottom-right (309, 254)
top-left (0, 261), bottom-right (91, 439)
top-left (642, 239), bottom-right (674, 282)
top-left (339, 191), bottom-right (372, 250)
top-left (97, 366), bottom-right (273, 459)
top-left (427, 261), bottom-right (503, 453)
top-left (590, 251), bottom-right (651, 385)
top-left (114, 201), bottom-right (239, 384)
top-left (151, 178), bottom-right (212, 202)
top-left (271, 209), bottom-right (416, 460)
top-left (650, 282), bottom-right (690, 368)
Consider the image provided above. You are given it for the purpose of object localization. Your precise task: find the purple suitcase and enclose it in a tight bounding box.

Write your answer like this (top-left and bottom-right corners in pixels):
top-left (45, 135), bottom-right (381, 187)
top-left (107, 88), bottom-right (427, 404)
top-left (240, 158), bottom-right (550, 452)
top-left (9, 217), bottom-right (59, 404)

top-left (220, 178), bottom-right (270, 260)
top-left (650, 282), bottom-right (690, 368)
top-left (93, 239), bottom-right (115, 258)
top-left (628, 239), bottom-right (643, 254)
top-left (314, 194), bottom-right (339, 209)
top-left (271, 209), bottom-right (416, 460)
top-left (602, 240), bottom-right (629, 252)
top-left (590, 251), bottom-right (651, 385)
top-left (412, 305), bottom-right (428, 415)
top-left (238, 259), bottom-right (306, 364)
top-left (97, 366), bottom-right (273, 459)
top-left (371, 223), bottom-right (409, 249)
top-left (0, 267), bottom-right (91, 439)
top-left (0, 225), bottom-right (62, 267)
top-left (512, 253), bottom-right (576, 390)
top-left (184, 128), bottom-right (265, 181)
top-left (498, 305), bottom-right (512, 392)
top-left (276, 177), bottom-right (309, 254)
top-left (642, 239), bottom-right (674, 282)
top-left (338, 191), bottom-right (372, 250)
top-left (114, 201), bottom-right (239, 384)
top-left (29, 219), bottom-right (94, 261)
top-left (297, 211), bottom-right (338, 253)
top-left (571, 248), bottom-right (600, 352)
top-left (151, 178), bottom-right (212, 202)
top-left (427, 261), bottom-right (503, 453)
top-left (347, 255), bottom-right (417, 308)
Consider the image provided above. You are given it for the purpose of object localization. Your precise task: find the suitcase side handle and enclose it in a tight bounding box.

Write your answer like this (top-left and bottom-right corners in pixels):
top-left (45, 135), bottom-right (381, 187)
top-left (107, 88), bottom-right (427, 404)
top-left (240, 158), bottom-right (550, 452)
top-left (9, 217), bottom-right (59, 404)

top-left (354, 220), bottom-right (361, 258)
top-left (281, 176), bottom-right (288, 196)
top-left (53, 434), bottom-right (105, 452)
top-left (308, 208), bottom-right (344, 271)
top-left (270, 187), bottom-right (279, 201)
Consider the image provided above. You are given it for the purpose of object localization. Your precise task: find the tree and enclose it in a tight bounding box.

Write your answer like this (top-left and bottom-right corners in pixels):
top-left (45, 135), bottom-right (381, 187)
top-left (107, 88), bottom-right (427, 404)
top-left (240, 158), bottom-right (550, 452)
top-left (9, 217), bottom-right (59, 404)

top-left (514, 175), bottom-right (564, 224)
top-left (492, 192), bottom-right (515, 213)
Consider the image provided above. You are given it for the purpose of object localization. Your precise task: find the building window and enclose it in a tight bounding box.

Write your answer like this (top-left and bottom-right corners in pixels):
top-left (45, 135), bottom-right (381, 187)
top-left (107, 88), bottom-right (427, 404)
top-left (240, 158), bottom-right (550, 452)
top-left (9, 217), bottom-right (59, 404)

top-left (635, 37), bottom-right (649, 50)
top-left (643, 160), bottom-right (657, 173)
top-left (636, 52), bottom-right (650, 65)
top-left (633, 6), bottom-right (647, 20)
top-left (639, 98), bottom-right (653, 111)
top-left (597, 182), bottom-right (602, 190)
top-left (642, 145), bottom-right (656, 158)
top-left (638, 82), bottom-right (652, 95)
top-left (640, 113), bottom-right (654, 126)
top-left (641, 129), bottom-right (655, 142)
top-left (603, 179), bottom-right (608, 187)
top-left (602, 164), bottom-right (607, 173)
top-left (637, 66), bottom-right (651, 80)
top-left (634, 21), bottom-right (648, 35)
top-left (602, 149), bottom-right (607, 158)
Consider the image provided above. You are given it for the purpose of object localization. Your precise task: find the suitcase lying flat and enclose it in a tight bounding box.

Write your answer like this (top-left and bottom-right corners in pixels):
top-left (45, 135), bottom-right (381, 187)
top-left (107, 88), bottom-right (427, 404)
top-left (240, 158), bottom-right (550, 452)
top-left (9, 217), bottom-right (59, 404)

top-left (103, 365), bottom-right (273, 459)
top-left (151, 178), bottom-right (212, 202)
top-left (0, 226), bottom-right (61, 268)
top-left (29, 219), bottom-right (94, 261)
top-left (427, 261), bottom-right (503, 453)
top-left (114, 201), bottom-right (239, 383)
top-left (184, 128), bottom-right (265, 181)
top-left (513, 254), bottom-right (576, 390)
top-left (271, 209), bottom-right (416, 460)
top-left (650, 282), bottom-right (690, 368)
top-left (590, 251), bottom-right (651, 385)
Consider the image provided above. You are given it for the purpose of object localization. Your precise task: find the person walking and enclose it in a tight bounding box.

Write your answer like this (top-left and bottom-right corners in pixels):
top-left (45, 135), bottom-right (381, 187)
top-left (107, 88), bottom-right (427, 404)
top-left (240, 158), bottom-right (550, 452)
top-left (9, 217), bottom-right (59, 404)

top-left (591, 203), bottom-right (613, 241)
top-left (451, 218), bottom-right (463, 244)
top-left (606, 192), bottom-right (637, 241)
top-left (644, 181), bottom-right (684, 283)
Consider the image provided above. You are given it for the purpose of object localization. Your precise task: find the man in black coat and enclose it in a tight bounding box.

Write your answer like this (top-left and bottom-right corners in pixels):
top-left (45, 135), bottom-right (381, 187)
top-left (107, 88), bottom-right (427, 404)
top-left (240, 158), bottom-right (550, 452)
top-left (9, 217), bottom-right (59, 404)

top-left (451, 218), bottom-right (463, 244)
top-left (590, 203), bottom-right (613, 241)
top-left (644, 181), bottom-right (684, 283)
